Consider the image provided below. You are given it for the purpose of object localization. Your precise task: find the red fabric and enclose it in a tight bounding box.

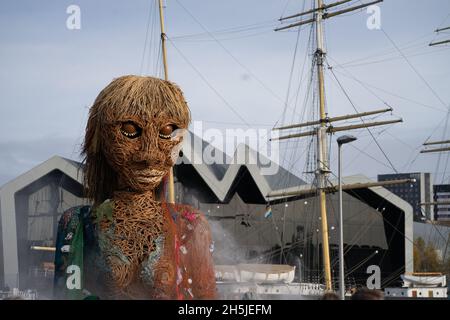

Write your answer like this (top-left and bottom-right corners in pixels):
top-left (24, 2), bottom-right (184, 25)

top-left (158, 177), bottom-right (216, 300)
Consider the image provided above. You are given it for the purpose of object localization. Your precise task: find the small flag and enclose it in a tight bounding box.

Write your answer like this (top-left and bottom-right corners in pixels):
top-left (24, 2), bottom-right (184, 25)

top-left (264, 205), bottom-right (272, 218)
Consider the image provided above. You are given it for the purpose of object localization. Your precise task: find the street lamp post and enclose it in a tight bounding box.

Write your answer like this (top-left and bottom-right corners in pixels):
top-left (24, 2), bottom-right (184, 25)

top-left (337, 135), bottom-right (357, 300)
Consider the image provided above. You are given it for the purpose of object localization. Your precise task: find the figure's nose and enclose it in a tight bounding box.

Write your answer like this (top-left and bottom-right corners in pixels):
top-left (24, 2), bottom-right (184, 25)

top-left (132, 134), bottom-right (165, 165)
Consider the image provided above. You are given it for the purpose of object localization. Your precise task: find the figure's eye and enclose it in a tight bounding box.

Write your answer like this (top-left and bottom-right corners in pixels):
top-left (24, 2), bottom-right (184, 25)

top-left (120, 121), bottom-right (142, 139)
top-left (159, 124), bottom-right (177, 139)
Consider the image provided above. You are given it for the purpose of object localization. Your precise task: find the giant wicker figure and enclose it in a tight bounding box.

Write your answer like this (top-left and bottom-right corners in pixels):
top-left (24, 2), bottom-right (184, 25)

top-left (54, 76), bottom-right (216, 299)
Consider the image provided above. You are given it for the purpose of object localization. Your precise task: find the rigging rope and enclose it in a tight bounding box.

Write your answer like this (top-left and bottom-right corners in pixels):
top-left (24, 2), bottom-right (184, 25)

top-left (326, 60), bottom-right (399, 173)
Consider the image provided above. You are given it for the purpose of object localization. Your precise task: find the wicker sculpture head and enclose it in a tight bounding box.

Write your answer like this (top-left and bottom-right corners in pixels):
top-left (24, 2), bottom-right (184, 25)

top-left (83, 75), bottom-right (190, 204)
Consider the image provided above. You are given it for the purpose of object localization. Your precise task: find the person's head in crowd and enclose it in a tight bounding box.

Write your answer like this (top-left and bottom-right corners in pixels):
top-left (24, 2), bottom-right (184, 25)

top-left (351, 287), bottom-right (384, 300)
top-left (3, 296), bottom-right (24, 300)
top-left (321, 292), bottom-right (340, 300)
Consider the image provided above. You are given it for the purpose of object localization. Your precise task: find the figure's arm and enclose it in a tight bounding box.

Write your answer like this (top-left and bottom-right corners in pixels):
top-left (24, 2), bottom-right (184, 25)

top-left (189, 214), bottom-right (217, 299)
top-left (54, 208), bottom-right (77, 299)
top-left (53, 206), bottom-right (87, 300)
top-left (54, 221), bottom-right (66, 298)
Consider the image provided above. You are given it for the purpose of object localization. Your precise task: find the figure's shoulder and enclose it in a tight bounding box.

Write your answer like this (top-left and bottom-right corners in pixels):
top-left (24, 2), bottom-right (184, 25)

top-left (58, 205), bottom-right (92, 232)
top-left (58, 199), bottom-right (113, 230)
top-left (55, 205), bottom-right (93, 254)
top-left (91, 199), bottom-right (114, 223)
top-left (167, 203), bottom-right (212, 238)
top-left (167, 203), bottom-right (204, 224)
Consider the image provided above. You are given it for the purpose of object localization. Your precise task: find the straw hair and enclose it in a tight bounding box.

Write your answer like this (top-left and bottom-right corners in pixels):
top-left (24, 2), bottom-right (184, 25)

top-left (82, 75), bottom-right (191, 205)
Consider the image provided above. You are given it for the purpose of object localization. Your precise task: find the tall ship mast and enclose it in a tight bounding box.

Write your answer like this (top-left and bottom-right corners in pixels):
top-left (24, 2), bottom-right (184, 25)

top-left (157, 0), bottom-right (176, 204)
top-left (270, 0), bottom-right (409, 291)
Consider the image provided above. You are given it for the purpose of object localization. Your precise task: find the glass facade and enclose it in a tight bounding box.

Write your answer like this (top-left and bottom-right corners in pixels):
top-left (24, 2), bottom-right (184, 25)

top-left (434, 184), bottom-right (450, 221)
top-left (378, 173), bottom-right (430, 222)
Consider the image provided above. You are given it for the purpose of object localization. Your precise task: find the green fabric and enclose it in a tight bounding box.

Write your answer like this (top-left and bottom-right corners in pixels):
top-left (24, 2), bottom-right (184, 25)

top-left (67, 214), bottom-right (84, 300)
top-left (55, 206), bottom-right (100, 300)
top-left (94, 200), bottom-right (114, 223)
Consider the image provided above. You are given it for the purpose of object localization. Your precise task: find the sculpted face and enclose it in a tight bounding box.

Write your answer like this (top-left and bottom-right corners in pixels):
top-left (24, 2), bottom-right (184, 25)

top-left (102, 113), bottom-right (185, 192)
top-left (86, 76), bottom-right (190, 194)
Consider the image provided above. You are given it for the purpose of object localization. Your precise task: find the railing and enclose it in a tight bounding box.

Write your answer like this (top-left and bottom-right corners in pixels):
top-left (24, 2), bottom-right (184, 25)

top-left (0, 288), bottom-right (38, 300)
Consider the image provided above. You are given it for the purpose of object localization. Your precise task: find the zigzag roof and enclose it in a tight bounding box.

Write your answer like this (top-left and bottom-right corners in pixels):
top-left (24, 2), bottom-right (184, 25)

top-left (177, 131), bottom-right (306, 202)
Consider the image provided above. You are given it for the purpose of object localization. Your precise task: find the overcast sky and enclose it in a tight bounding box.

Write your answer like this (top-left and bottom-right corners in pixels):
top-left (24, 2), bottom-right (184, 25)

top-left (1, 0), bottom-right (450, 187)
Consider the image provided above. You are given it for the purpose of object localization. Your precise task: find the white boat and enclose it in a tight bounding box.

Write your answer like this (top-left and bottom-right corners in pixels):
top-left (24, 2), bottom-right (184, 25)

top-left (215, 264), bottom-right (325, 299)
top-left (215, 264), bottom-right (296, 284)
top-left (401, 274), bottom-right (447, 288)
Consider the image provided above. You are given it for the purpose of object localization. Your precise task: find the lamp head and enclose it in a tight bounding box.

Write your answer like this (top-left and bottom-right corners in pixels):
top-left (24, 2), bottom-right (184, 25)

top-left (337, 135), bottom-right (357, 145)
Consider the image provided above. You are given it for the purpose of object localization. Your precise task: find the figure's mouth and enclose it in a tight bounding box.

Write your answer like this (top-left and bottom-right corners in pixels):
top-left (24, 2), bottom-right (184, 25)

top-left (134, 169), bottom-right (166, 183)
